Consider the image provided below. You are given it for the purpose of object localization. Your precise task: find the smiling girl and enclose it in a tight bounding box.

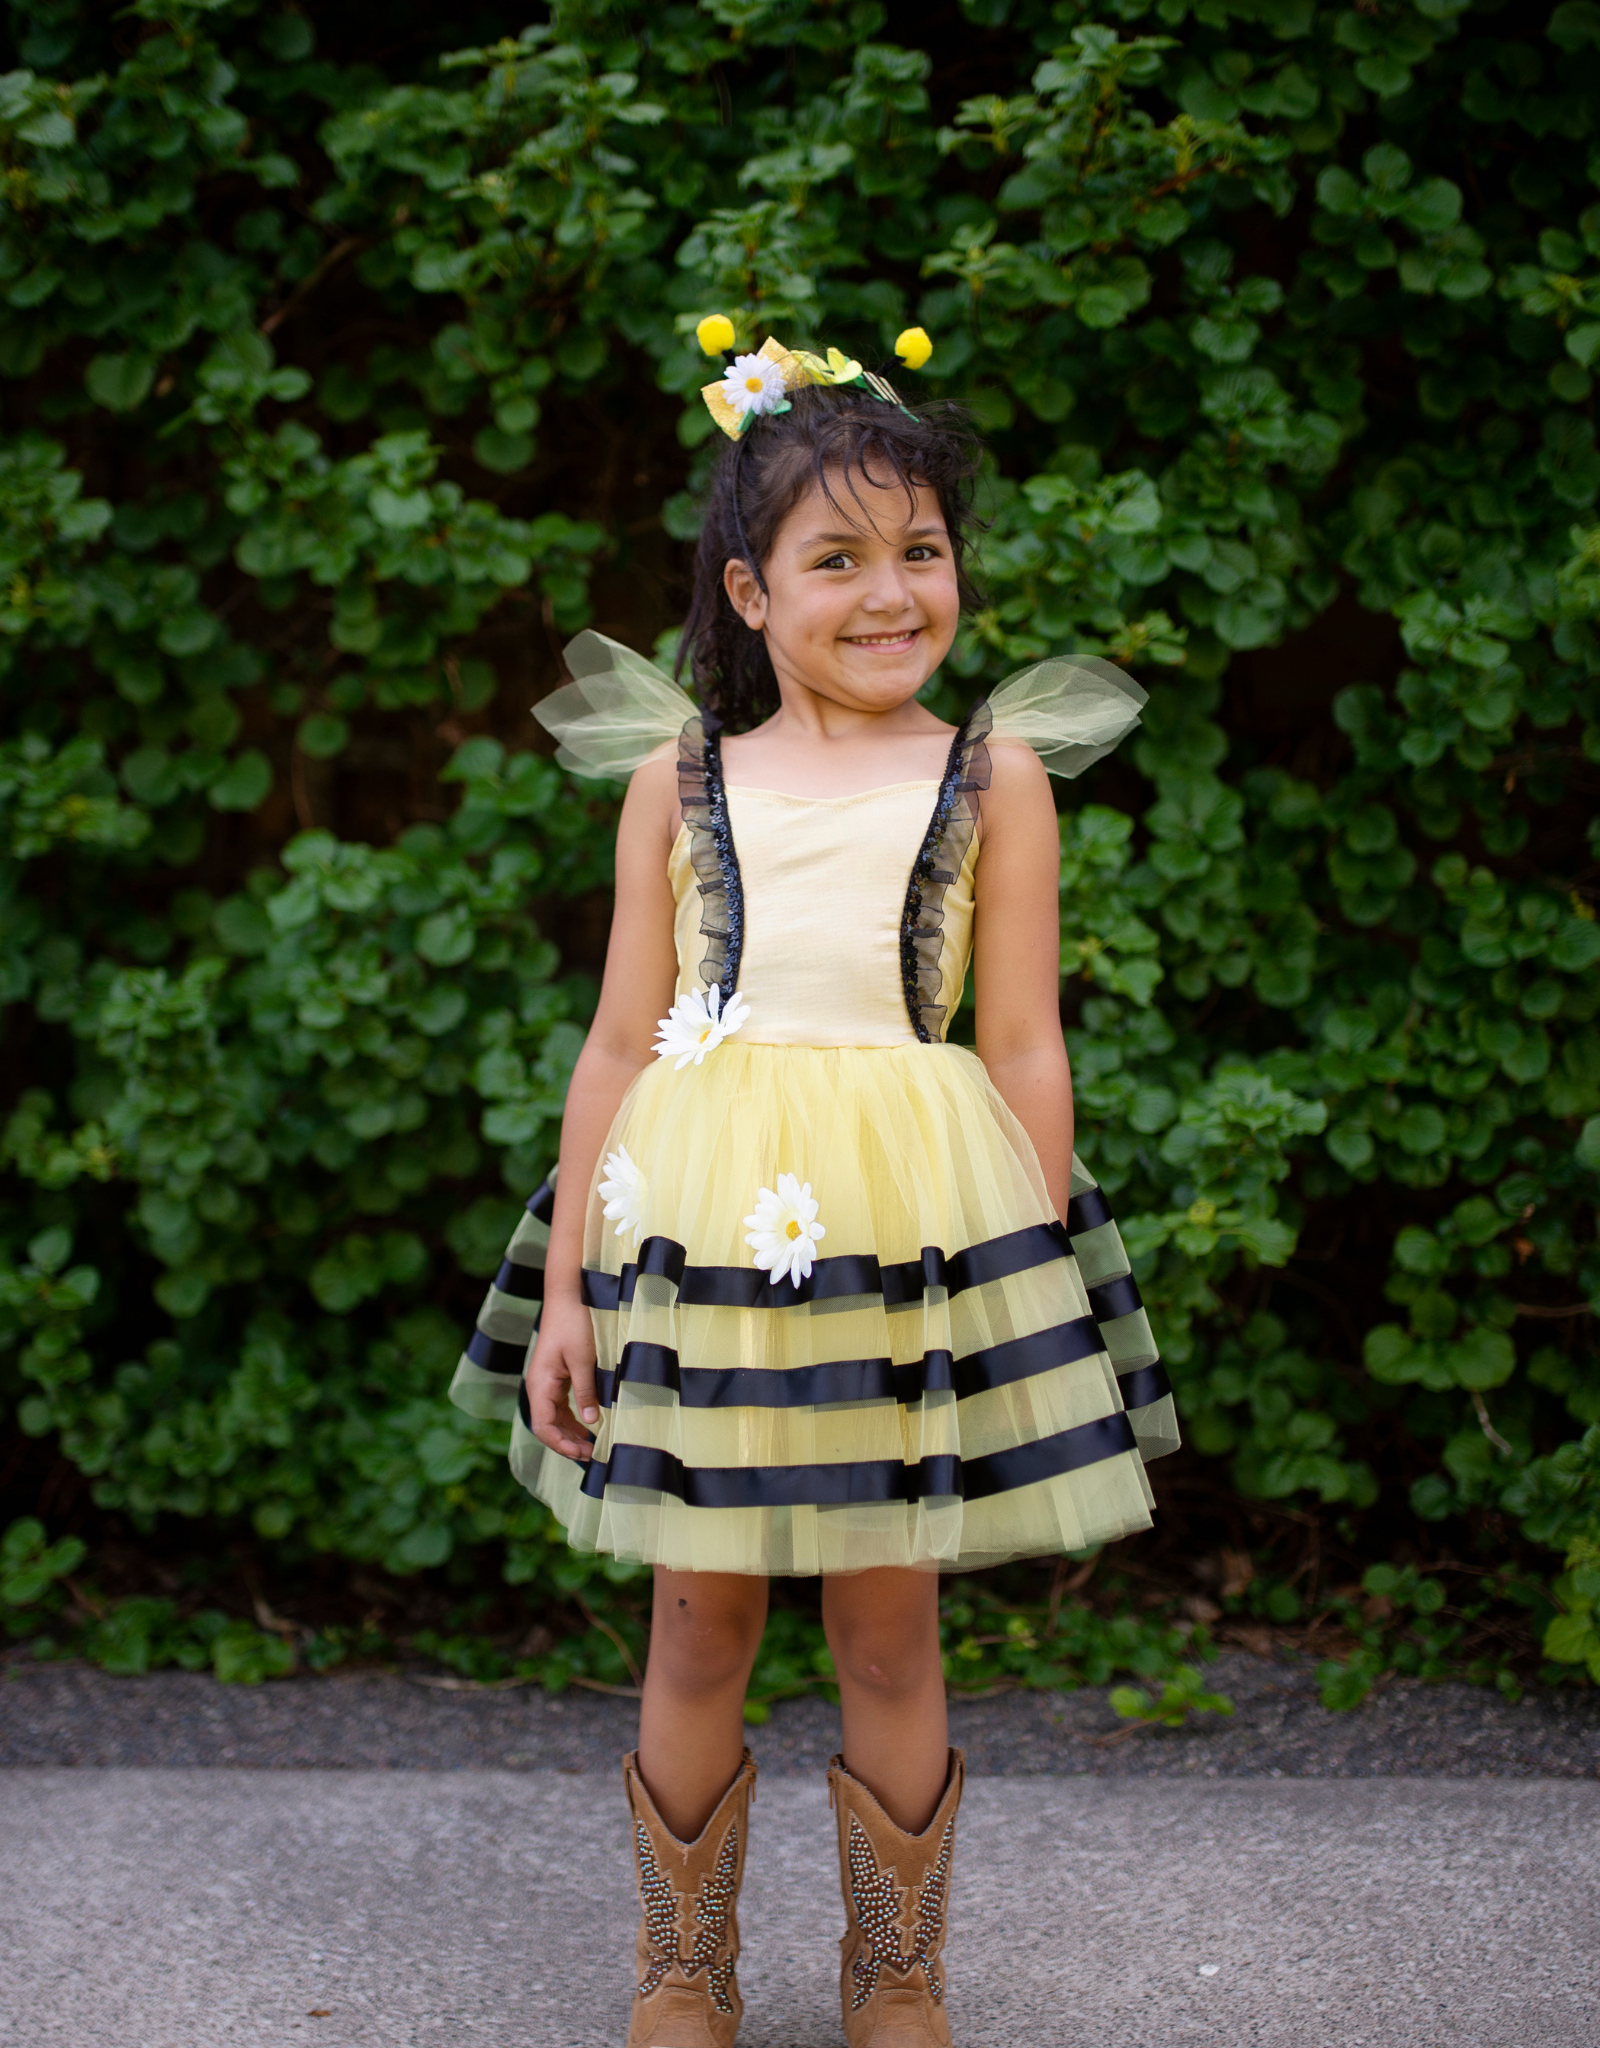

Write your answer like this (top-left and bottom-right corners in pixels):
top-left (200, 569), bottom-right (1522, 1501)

top-left (450, 332), bottom-right (1177, 2048)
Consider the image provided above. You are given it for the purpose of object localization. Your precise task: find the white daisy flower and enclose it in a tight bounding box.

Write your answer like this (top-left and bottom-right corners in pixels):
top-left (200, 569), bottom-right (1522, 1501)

top-left (744, 1173), bottom-right (827, 1289)
top-left (720, 351), bottom-right (788, 419)
top-left (653, 984), bottom-right (751, 1070)
top-left (597, 1145), bottom-right (648, 1246)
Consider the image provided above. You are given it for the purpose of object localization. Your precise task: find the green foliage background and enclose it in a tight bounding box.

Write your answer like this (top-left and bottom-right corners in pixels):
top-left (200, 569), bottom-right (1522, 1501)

top-left (2, 0), bottom-right (1599, 1690)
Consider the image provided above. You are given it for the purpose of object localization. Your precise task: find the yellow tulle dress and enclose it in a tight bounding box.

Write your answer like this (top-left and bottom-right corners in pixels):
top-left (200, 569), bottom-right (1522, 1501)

top-left (448, 633), bottom-right (1179, 1575)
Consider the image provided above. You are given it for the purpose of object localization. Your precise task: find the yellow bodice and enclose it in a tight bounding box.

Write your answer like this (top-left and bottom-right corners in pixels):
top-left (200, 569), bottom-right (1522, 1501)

top-left (669, 780), bottom-right (979, 1047)
top-left (533, 627), bottom-right (1148, 1053)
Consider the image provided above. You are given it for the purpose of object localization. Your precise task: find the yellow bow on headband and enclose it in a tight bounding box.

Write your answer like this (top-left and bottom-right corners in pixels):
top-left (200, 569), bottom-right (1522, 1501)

top-left (696, 326), bottom-right (929, 440)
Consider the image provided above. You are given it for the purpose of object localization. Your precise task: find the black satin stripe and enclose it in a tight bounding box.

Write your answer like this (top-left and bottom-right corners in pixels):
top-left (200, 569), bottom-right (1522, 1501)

top-left (900, 1352), bottom-right (952, 1399)
top-left (494, 1259), bottom-right (545, 1302)
top-left (589, 1316), bottom-right (1106, 1412)
top-left (525, 1179), bottom-right (556, 1225)
top-left (1116, 1362), bottom-right (1173, 1410)
top-left (636, 1235), bottom-right (689, 1284)
top-left (1066, 1186), bottom-right (1112, 1236)
top-left (598, 1346), bottom-right (903, 1410)
top-left (951, 1315), bottom-right (1103, 1398)
top-left (583, 1268), bottom-right (622, 1312)
top-left (1087, 1272), bottom-right (1144, 1323)
top-left (594, 1355), bottom-right (948, 1408)
top-left (604, 1339), bottom-right (681, 1393)
top-left (576, 1409), bottom-right (1137, 1508)
top-left (582, 1221), bottom-right (1072, 1314)
top-left (884, 1223), bottom-right (1069, 1304)
top-left (580, 1442), bottom-right (964, 1508)
top-left (468, 1326), bottom-right (533, 1375)
top-left (959, 1412), bottom-right (1139, 1500)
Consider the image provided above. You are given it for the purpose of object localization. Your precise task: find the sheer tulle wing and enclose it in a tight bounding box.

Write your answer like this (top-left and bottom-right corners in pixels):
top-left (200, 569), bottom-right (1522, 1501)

top-left (985, 656), bottom-right (1147, 779)
top-left (532, 630), bottom-right (698, 779)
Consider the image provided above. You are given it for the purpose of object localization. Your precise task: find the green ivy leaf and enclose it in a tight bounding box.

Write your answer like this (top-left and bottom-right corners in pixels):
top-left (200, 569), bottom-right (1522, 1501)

top-left (208, 752), bottom-right (273, 812)
top-left (84, 353), bottom-right (155, 412)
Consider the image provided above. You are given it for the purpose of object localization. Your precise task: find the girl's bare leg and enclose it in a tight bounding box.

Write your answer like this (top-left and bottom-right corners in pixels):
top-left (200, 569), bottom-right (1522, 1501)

top-left (637, 1566), bottom-right (770, 1839)
top-left (822, 1566), bottom-right (949, 1833)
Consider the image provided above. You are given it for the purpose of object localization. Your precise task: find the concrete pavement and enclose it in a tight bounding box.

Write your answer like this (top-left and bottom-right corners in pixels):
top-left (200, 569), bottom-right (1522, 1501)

top-left (0, 1772), bottom-right (1595, 2046)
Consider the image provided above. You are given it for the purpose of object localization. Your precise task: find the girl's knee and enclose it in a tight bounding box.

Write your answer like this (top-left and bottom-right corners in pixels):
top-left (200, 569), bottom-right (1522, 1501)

top-left (826, 1608), bottom-right (941, 1700)
top-left (651, 1579), bottom-right (766, 1691)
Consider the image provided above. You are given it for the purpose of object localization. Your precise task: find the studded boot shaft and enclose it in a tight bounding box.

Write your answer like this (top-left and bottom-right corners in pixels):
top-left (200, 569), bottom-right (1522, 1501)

top-left (623, 1749), bottom-right (756, 2048)
top-left (828, 1750), bottom-right (965, 2048)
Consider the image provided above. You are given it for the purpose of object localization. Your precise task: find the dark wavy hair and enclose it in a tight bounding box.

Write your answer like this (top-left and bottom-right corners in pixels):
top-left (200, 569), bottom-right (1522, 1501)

top-left (677, 380), bottom-right (985, 730)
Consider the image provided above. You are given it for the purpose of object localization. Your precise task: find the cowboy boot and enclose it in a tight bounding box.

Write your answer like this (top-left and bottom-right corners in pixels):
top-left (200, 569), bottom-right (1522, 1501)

top-left (623, 1748), bottom-right (757, 2048)
top-left (828, 1749), bottom-right (965, 2048)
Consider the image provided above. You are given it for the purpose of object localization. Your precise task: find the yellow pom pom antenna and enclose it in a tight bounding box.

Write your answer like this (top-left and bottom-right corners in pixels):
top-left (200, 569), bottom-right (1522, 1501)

top-left (696, 313), bottom-right (736, 357)
top-left (894, 326), bottom-right (933, 370)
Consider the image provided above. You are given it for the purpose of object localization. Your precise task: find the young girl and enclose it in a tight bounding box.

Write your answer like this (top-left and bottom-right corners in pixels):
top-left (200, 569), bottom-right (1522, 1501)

top-left (450, 331), bottom-right (1177, 2048)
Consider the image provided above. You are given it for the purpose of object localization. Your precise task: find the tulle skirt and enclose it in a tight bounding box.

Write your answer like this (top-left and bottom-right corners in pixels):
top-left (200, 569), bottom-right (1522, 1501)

top-left (450, 1040), bottom-right (1177, 1576)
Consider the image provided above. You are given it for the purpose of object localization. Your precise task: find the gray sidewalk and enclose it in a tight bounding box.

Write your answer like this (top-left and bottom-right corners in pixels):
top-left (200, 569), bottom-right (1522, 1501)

top-left (0, 1772), bottom-right (1595, 2046)
top-left (6, 1657), bottom-right (1600, 1775)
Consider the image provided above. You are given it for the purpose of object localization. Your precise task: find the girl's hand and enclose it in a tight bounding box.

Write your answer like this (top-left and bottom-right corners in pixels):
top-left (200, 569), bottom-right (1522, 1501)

top-left (526, 1300), bottom-right (601, 1461)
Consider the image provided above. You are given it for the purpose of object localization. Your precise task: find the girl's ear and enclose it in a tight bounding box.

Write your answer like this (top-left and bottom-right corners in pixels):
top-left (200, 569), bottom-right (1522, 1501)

top-left (723, 557), bottom-right (767, 630)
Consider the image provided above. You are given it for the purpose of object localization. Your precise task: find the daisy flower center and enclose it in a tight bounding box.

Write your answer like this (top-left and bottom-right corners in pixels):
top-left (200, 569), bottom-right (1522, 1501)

top-left (785, 1219), bottom-right (802, 1239)
top-left (744, 375), bottom-right (764, 392)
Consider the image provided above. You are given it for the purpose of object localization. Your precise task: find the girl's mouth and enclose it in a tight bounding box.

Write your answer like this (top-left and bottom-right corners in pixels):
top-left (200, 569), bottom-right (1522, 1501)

top-left (843, 628), bottom-right (921, 651)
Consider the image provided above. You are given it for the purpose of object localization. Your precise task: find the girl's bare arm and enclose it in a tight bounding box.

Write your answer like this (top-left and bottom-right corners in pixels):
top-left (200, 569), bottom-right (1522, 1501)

top-left (526, 755), bottom-right (680, 1460)
top-left (971, 742), bottom-right (1075, 1222)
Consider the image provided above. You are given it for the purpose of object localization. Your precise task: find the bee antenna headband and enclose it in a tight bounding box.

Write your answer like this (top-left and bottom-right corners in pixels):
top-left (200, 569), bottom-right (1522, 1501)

top-left (693, 316), bottom-right (935, 602)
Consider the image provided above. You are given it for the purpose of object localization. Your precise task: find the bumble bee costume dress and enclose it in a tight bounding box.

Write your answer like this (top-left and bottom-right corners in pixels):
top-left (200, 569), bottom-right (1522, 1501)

top-left (449, 631), bottom-right (1179, 1576)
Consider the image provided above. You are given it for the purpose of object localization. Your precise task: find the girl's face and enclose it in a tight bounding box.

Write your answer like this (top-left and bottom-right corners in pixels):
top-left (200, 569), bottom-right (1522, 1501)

top-left (724, 470), bottom-right (960, 714)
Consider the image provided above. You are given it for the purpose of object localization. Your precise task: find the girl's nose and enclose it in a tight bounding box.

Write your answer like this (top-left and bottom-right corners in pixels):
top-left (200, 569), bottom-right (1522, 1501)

top-left (860, 561), bottom-right (915, 614)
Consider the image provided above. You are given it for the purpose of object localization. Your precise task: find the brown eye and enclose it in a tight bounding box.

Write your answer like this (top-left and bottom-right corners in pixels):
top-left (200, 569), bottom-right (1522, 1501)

top-left (818, 552), bottom-right (852, 570)
top-left (905, 545), bottom-right (938, 561)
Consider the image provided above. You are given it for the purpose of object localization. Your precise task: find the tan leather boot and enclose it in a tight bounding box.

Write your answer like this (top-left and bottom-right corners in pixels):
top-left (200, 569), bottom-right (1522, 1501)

top-left (828, 1749), bottom-right (965, 2048)
top-left (623, 1748), bottom-right (756, 2048)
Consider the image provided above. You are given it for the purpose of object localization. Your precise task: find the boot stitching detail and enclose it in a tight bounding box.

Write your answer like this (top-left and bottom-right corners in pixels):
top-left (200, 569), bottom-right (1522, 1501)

top-left (635, 1819), bottom-right (741, 2014)
top-left (845, 1812), bottom-right (954, 2009)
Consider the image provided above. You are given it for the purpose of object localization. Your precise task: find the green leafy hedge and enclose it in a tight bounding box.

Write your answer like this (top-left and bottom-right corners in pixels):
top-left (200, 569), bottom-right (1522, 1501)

top-left (1, 0), bottom-right (1597, 1677)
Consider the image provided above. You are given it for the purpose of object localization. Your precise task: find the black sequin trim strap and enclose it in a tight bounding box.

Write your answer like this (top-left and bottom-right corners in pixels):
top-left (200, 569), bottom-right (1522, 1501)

top-left (678, 713), bottom-right (745, 995)
top-left (899, 702), bottom-right (994, 1042)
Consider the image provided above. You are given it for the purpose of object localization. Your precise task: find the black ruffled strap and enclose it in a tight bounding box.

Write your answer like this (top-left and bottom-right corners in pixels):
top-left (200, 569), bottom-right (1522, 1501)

top-left (677, 713), bottom-right (745, 995)
top-left (899, 704), bottom-right (993, 1043)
